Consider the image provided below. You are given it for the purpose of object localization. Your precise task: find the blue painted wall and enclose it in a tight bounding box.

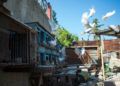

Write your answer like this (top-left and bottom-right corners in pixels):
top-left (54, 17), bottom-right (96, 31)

top-left (26, 22), bottom-right (59, 65)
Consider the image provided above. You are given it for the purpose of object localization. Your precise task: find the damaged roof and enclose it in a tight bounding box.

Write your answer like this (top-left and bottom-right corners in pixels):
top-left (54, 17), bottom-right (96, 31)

top-left (94, 26), bottom-right (120, 38)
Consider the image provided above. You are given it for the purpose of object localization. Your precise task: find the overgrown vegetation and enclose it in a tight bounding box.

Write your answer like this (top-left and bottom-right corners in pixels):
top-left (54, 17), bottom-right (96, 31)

top-left (54, 26), bottom-right (79, 47)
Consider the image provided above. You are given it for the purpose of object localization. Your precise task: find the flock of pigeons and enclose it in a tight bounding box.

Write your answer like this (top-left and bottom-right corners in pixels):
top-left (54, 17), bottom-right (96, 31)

top-left (81, 7), bottom-right (120, 33)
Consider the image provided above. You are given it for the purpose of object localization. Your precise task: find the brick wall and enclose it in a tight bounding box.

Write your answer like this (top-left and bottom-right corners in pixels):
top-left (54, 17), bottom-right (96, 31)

top-left (77, 39), bottom-right (120, 52)
top-left (104, 39), bottom-right (120, 52)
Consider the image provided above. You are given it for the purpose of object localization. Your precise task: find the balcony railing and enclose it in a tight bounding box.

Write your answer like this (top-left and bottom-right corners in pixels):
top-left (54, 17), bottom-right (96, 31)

top-left (0, 30), bottom-right (34, 67)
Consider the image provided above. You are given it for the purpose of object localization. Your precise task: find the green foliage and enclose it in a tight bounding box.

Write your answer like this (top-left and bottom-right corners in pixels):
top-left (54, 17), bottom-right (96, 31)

top-left (52, 10), bottom-right (58, 24)
top-left (92, 18), bottom-right (104, 29)
top-left (92, 18), bottom-right (103, 40)
top-left (55, 27), bottom-right (78, 47)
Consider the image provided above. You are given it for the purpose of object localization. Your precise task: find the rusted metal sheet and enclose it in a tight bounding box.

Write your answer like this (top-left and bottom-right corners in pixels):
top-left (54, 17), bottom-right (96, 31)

top-left (90, 26), bottom-right (120, 38)
top-left (65, 46), bottom-right (98, 65)
top-left (65, 48), bottom-right (82, 64)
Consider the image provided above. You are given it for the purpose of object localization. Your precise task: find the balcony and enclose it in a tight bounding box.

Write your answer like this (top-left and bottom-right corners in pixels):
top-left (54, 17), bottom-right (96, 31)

top-left (39, 39), bottom-right (57, 51)
top-left (38, 0), bottom-right (48, 12)
top-left (0, 13), bottom-right (37, 72)
top-left (0, 32), bottom-right (35, 72)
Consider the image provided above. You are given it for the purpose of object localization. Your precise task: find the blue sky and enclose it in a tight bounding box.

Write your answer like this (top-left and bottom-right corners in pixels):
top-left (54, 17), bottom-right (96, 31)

top-left (48, 0), bottom-right (120, 40)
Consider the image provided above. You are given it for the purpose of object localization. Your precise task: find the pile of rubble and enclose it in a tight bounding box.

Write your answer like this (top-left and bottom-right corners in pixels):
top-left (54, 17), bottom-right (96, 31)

top-left (104, 73), bottom-right (120, 86)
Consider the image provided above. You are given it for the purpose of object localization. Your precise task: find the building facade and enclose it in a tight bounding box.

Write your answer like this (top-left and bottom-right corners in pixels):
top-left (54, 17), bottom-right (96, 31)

top-left (0, 6), bottom-right (36, 86)
top-left (0, 0), bottom-right (60, 86)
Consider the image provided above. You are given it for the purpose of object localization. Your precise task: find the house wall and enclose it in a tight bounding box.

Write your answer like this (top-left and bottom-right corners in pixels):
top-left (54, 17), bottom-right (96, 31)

top-left (4, 0), bottom-right (51, 32)
top-left (27, 22), bottom-right (59, 65)
top-left (65, 48), bottom-right (82, 64)
top-left (0, 70), bottom-right (30, 86)
top-left (104, 39), bottom-right (120, 52)
top-left (0, 26), bottom-right (32, 63)
top-left (78, 39), bottom-right (120, 52)
top-left (0, 27), bottom-right (10, 62)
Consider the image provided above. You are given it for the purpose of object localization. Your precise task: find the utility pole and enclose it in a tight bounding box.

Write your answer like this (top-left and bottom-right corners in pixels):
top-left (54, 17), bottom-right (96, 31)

top-left (100, 38), bottom-right (105, 80)
top-left (99, 35), bottom-right (105, 81)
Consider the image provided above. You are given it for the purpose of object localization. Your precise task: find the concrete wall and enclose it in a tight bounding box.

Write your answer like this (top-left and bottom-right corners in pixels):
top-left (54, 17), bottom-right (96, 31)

top-left (4, 0), bottom-right (51, 32)
top-left (0, 70), bottom-right (30, 86)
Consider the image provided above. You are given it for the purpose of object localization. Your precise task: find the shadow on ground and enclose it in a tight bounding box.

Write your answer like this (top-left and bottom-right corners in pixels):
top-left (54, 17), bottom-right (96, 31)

top-left (104, 81), bottom-right (116, 86)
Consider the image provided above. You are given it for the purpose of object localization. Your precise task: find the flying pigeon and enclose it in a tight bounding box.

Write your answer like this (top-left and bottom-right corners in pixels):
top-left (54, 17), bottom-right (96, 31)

top-left (102, 10), bottom-right (115, 20)
top-left (89, 7), bottom-right (96, 17)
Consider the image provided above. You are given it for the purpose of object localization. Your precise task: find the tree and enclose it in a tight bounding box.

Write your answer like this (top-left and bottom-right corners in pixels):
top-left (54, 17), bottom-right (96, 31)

top-left (52, 10), bottom-right (58, 24)
top-left (91, 18), bottom-right (103, 40)
top-left (81, 7), bottom-right (115, 41)
top-left (55, 26), bottom-right (78, 47)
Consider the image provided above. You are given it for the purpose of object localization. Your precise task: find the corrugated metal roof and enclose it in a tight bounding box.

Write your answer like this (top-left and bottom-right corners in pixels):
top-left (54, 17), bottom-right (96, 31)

top-left (93, 26), bottom-right (120, 38)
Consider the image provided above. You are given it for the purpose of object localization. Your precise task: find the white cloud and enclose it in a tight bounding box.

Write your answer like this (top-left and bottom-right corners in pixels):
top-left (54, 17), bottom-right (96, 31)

top-left (102, 10), bottom-right (115, 20)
